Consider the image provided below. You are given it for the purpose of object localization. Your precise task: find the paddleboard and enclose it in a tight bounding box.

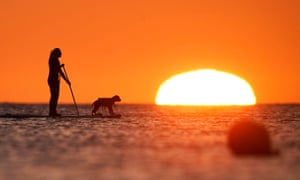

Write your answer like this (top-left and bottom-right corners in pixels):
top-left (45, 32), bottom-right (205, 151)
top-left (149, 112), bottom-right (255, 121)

top-left (0, 113), bottom-right (121, 119)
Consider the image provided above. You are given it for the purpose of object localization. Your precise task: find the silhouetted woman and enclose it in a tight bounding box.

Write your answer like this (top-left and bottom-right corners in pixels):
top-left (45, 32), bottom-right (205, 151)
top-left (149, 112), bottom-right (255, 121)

top-left (48, 48), bottom-right (70, 117)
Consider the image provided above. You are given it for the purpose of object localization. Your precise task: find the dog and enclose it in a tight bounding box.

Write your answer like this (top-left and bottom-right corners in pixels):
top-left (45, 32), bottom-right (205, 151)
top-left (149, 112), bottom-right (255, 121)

top-left (92, 95), bottom-right (121, 116)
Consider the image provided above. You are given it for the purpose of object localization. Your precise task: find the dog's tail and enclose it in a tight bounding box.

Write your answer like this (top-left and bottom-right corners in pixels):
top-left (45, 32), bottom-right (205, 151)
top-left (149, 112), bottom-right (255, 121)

top-left (92, 99), bottom-right (98, 108)
top-left (91, 100), bottom-right (97, 115)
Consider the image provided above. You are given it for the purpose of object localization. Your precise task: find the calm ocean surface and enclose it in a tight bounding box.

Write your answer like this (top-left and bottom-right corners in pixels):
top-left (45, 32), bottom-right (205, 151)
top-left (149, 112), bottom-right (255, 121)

top-left (0, 104), bottom-right (299, 180)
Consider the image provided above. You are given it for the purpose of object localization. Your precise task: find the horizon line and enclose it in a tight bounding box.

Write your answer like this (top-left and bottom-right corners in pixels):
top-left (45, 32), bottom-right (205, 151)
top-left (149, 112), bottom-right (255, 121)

top-left (1, 102), bottom-right (300, 106)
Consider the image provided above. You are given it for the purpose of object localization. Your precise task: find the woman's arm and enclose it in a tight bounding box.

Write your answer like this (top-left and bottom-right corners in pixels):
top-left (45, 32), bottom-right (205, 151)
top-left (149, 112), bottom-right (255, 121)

top-left (59, 64), bottom-right (71, 85)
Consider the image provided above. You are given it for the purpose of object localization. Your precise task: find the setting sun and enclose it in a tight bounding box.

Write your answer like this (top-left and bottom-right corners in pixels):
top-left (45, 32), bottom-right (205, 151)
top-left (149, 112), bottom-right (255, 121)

top-left (156, 69), bottom-right (256, 106)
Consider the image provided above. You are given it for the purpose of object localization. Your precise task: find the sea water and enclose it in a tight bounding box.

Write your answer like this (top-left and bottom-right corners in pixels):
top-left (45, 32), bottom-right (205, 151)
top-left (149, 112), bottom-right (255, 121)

top-left (0, 104), bottom-right (299, 180)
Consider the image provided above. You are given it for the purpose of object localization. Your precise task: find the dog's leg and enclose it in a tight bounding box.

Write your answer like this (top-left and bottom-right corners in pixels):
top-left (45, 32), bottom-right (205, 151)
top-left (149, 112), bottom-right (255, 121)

top-left (108, 105), bottom-right (115, 115)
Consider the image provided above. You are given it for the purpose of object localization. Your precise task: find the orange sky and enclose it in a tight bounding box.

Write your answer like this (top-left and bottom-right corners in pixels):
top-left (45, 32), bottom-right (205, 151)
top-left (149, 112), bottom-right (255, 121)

top-left (0, 0), bottom-right (299, 104)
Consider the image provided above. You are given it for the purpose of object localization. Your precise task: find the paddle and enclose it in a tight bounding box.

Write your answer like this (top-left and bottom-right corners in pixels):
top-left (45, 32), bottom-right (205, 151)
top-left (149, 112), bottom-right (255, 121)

top-left (61, 64), bottom-right (80, 116)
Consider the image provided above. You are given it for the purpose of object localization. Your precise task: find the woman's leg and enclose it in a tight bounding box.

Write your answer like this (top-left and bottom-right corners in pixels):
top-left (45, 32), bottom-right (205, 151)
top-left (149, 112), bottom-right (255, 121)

top-left (49, 82), bottom-right (60, 115)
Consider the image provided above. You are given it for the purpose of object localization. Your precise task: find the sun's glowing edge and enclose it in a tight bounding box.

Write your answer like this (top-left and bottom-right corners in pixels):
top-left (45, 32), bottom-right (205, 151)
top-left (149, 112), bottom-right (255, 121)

top-left (155, 69), bottom-right (256, 106)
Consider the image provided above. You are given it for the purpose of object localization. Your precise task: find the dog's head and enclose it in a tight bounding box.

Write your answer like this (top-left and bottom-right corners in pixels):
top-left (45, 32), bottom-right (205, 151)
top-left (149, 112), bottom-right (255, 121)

top-left (112, 95), bottom-right (121, 102)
